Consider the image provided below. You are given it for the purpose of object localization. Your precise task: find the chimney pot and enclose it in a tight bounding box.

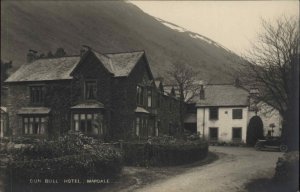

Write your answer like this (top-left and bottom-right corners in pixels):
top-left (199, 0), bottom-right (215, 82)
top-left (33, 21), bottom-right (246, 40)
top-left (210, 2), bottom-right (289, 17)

top-left (27, 49), bottom-right (38, 63)
top-left (199, 85), bottom-right (205, 100)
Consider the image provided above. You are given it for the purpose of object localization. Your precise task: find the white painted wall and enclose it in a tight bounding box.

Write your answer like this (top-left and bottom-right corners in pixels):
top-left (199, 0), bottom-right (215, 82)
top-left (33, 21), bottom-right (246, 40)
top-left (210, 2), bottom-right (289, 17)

top-left (197, 107), bottom-right (248, 143)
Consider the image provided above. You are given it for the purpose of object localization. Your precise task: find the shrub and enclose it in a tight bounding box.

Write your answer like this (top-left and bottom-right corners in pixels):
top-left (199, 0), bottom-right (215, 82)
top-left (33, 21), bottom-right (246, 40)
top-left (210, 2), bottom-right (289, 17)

top-left (274, 151), bottom-right (299, 184)
top-left (5, 132), bottom-right (123, 186)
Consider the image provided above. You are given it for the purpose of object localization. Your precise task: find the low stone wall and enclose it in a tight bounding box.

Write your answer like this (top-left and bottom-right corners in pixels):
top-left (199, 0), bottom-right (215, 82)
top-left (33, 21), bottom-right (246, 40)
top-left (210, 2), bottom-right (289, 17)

top-left (122, 141), bottom-right (208, 166)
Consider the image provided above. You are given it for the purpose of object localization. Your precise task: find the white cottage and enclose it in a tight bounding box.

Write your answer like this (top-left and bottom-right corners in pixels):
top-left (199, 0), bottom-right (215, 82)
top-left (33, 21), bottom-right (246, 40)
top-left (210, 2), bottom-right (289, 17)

top-left (196, 84), bottom-right (250, 143)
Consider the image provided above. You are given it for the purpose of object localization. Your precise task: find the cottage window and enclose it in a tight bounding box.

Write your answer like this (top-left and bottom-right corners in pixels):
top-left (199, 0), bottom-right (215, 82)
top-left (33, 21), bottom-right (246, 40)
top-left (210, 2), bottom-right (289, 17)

top-left (30, 86), bottom-right (44, 104)
top-left (209, 127), bottom-right (218, 141)
top-left (232, 109), bottom-right (243, 119)
top-left (23, 116), bottom-right (46, 135)
top-left (232, 127), bottom-right (242, 141)
top-left (85, 80), bottom-right (97, 100)
top-left (136, 85), bottom-right (144, 106)
top-left (73, 113), bottom-right (103, 135)
top-left (209, 107), bottom-right (219, 120)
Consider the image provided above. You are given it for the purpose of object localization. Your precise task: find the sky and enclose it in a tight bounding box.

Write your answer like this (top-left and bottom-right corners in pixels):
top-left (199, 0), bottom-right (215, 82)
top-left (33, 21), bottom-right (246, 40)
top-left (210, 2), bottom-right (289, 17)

top-left (131, 1), bottom-right (299, 55)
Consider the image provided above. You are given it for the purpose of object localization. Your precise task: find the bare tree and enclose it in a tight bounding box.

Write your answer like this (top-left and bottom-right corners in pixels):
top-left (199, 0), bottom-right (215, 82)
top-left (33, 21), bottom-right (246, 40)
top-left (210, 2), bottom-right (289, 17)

top-left (168, 61), bottom-right (200, 134)
top-left (240, 16), bottom-right (299, 150)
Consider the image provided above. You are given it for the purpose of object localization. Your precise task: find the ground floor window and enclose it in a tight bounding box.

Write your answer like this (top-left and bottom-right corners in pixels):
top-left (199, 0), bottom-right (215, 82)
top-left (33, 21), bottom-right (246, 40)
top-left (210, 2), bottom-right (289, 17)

top-left (23, 116), bottom-right (46, 135)
top-left (135, 116), bottom-right (148, 137)
top-left (209, 127), bottom-right (218, 141)
top-left (232, 127), bottom-right (242, 141)
top-left (135, 117), bottom-right (140, 136)
top-left (73, 113), bottom-right (103, 135)
top-left (155, 120), bottom-right (160, 136)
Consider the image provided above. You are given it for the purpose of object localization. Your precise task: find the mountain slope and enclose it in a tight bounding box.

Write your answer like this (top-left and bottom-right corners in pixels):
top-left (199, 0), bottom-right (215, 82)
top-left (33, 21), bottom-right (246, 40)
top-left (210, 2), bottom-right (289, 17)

top-left (1, 1), bottom-right (242, 83)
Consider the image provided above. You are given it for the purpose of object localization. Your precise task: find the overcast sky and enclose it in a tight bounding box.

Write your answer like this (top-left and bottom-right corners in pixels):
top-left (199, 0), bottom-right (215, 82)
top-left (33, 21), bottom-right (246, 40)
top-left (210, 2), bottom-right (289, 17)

top-left (131, 1), bottom-right (299, 55)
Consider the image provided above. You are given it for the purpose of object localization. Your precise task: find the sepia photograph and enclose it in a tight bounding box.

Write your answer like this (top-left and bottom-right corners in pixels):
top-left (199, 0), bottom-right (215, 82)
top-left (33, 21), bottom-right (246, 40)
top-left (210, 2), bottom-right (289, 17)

top-left (0, 1), bottom-right (299, 192)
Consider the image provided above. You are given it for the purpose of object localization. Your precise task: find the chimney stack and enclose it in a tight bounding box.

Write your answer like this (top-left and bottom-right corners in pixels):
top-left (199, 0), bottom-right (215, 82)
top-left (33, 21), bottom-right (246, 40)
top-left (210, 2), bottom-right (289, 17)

top-left (199, 85), bottom-right (205, 100)
top-left (234, 77), bottom-right (241, 87)
top-left (27, 49), bottom-right (38, 63)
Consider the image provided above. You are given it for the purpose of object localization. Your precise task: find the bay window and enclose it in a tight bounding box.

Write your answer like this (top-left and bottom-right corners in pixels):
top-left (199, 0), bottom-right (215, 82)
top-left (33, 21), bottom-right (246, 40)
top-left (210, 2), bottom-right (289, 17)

top-left (73, 113), bottom-right (103, 135)
top-left (23, 116), bottom-right (46, 135)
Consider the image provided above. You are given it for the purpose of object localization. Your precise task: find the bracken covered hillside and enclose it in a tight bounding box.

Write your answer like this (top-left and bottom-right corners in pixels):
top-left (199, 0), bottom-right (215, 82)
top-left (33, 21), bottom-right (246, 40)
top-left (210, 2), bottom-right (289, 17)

top-left (1, 1), bottom-right (243, 83)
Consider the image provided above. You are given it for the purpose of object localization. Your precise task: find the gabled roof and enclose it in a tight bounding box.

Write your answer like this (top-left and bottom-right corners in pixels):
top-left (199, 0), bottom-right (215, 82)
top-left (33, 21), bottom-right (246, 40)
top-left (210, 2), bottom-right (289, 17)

top-left (5, 56), bottom-right (80, 82)
top-left (93, 50), bottom-right (145, 77)
top-left (104, 51), bottom-right (145, 77)
top-left (196, 84), bottom-right (249, 107)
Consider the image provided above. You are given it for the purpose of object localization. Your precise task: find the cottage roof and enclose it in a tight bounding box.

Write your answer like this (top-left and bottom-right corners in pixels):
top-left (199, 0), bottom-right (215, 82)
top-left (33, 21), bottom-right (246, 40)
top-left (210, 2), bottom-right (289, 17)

top-left (134, 106), bottom-right (150, 114)
top-left (195, 84), bottom-right (249, 107)
top-left (5, 56), bottom-right (80, 82)
top-left (71, 101), bottom-right (105, 109)
top-left (17, 107), bottom-right (51, 114)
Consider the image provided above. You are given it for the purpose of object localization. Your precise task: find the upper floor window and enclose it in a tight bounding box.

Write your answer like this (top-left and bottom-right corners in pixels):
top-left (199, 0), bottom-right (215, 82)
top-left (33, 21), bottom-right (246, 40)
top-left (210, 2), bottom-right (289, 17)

top-left (147, 88), bottom-right (152, 107)
top-left (136, 85), bottom-right (144, 106)
top-left (209, 107), bottom-right (219, 120)
top-left (232, 109), bottom-right (243, 119)
top-left (30, 86), bottom-right (44, 104)
top-left (85, 80), bottom-right (97, 100)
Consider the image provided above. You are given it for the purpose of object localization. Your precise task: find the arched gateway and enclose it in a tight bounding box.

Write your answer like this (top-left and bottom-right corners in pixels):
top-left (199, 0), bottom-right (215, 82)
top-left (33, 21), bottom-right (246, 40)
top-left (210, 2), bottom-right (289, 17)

top-left (247, 115), bottom-right (264, 146)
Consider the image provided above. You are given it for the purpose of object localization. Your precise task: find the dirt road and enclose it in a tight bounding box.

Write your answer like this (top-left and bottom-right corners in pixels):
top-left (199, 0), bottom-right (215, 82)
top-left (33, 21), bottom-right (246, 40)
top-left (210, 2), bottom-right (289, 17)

top-left (133, 146), bottom-right (283, 192)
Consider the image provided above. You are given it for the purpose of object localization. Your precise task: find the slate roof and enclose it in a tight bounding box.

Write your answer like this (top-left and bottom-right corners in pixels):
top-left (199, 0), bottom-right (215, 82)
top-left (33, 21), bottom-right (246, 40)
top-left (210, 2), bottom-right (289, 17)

top-left (6, 50), bottom-right (145, 83)
top-left (195, 84), bottom-right (249, 107)
top-left (5, 56), bottom-right (81, 82)
top-left (17, 107), bottom-right (51, 114)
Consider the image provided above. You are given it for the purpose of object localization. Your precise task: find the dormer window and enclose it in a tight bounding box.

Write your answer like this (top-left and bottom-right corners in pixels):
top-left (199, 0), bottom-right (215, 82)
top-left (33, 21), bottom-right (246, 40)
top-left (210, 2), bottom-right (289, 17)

top-left (30, 86), bottom-right (44, 104)
top-left (85, 80), bottom-right (97, 100)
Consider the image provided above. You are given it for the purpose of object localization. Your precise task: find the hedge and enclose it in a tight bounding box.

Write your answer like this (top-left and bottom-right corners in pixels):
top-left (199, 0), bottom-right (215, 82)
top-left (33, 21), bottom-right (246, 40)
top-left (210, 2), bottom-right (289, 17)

top-left (4, 132), bottom-right (123, 186)
top-left (122, 138), bottom-right (208, 166)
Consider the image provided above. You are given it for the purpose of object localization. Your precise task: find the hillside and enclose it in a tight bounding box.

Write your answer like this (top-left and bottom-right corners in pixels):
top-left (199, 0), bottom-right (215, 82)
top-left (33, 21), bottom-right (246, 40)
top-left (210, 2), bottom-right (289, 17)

top-left (1, 1), bottom-right (243, 83)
